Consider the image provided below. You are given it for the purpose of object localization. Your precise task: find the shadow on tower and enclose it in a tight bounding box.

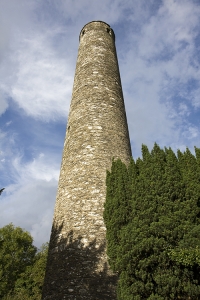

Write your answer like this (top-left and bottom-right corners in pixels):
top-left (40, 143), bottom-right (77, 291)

top-left (42, 222), bottom-right (117, 299)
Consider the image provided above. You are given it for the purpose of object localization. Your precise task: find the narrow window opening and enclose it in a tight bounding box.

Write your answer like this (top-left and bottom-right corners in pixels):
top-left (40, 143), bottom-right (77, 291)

top-left (106, 28), bottom-right (111, 35)
top-left (82, 30), bottom-right (85, 36)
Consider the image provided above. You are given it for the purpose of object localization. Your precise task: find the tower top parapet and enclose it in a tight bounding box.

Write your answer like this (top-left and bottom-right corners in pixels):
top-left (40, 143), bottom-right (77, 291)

top-left (79, 20), bottom-right (115, 41)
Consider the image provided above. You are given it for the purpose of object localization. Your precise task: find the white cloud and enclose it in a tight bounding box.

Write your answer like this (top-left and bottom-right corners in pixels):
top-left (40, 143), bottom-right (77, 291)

top-left (0, 97), bottom-right (8, 115)
top-left (0, 0), bottom-right (35, 60)
top-left (12, 153), bottom-right (60, 183)
top-left (0, 0), bottom-right (38, 115)
top-left (191, 88), bottom-right (200, 108)
top-left (0, 124), bottom-right (61, 247)
top-left (119, 0), bottom-right (200, 156)
top-left (1, 29), bottom-right (74, 120)
top-left (136, 0), bottom-right (199, 60)
top-left (182, 125), bottom-right (199, 140)
top-left (0, 179), bottom-right (57, 247)
top-left (0, 150), bottom-right (60, 247)
top-left (178, 103), bottom-right (190, 116)
top-left (0, 130), bottom-right (15, 172)
top-left (57, 0), bottom-right (134, 24)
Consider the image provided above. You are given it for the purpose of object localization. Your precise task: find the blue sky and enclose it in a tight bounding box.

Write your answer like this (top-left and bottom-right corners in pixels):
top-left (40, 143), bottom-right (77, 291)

top-left (0, 0), bottom-right (200, 247)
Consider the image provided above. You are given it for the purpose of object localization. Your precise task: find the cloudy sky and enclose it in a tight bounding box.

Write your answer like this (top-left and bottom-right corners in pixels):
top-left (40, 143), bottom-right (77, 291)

top-left (0, 0), bottom-right (200, 247)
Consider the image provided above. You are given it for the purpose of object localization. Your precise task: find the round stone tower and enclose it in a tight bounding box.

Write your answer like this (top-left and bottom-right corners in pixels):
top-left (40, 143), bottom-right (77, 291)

top-left (42, 21), bottom-right (132, 300)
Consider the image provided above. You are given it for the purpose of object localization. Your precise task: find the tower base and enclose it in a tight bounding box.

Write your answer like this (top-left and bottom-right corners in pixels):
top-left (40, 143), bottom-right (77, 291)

top-left (42, 226), bottom-right (117, 299)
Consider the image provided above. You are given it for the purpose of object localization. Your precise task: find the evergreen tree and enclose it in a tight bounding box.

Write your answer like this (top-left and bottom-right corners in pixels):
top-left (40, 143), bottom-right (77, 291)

top-left (104, 145), bottom-right (200, 299)
top-left (104, 158), bottom-right (131, 271)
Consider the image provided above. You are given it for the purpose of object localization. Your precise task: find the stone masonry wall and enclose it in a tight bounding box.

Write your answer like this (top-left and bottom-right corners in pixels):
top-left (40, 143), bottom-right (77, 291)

top-left (42, 21), bottom-right (132, 300)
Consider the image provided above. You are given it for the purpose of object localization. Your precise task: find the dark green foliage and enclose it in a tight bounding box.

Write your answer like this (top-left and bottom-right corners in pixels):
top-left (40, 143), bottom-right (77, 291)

top-left (0, 224), bottom-right (48, 300)
top-left (104, 144), bottom-right (200, 299)
top-left (11, 243), bottom-right (48, 300)
top-left (0, 223), bottom-right (37, 298)
top-left (104, 158), bottom-right (132, 271)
